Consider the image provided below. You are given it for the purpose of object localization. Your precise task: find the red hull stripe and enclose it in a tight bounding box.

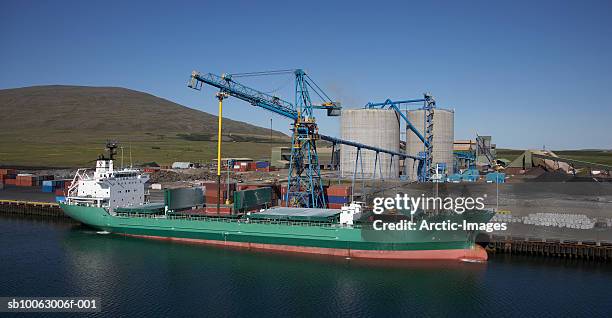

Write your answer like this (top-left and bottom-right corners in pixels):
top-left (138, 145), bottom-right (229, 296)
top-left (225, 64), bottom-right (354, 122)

top-left (121, 233), bottom-right (488, 261)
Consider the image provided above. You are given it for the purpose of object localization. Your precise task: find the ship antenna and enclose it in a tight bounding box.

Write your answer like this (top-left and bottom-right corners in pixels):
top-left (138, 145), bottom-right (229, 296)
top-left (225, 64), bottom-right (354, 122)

top-left (104, 140), bottom-right (119, 160)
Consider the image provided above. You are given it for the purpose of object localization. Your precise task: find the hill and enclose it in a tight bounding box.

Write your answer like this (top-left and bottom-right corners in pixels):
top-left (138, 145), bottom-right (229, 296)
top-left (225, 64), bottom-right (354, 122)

top-left (497, 149), bottom-right (612, 166)
top-left (0, 85), bottom-right (289, 167)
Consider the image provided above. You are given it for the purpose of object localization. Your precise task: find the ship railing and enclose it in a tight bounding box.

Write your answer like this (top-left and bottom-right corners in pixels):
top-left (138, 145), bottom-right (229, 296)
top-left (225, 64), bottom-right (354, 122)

top-left (114, 212), bottom-right (362, 229)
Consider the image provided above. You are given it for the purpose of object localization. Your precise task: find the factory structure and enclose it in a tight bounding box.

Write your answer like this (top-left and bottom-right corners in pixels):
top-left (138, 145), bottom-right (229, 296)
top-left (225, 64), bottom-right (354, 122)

top-left (336, 102), bottom-right (475, 182)
top-left (340, 109), bottom-right (400, 179)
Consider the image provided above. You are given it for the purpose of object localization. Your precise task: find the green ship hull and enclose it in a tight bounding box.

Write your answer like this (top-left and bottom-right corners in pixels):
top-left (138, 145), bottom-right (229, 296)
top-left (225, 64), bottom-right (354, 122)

top-left (59, 203), bottom-right (494, 261)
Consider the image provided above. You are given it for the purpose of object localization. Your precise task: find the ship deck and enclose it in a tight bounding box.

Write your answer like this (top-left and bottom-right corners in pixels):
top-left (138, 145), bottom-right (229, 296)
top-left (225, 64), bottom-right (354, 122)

top-left (248, 207), bottom-right (341, 222)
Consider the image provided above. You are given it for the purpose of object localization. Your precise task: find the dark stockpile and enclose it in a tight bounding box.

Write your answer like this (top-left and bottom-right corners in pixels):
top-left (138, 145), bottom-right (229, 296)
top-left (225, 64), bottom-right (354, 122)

top-left (148, 170), bottom-right (216, 183)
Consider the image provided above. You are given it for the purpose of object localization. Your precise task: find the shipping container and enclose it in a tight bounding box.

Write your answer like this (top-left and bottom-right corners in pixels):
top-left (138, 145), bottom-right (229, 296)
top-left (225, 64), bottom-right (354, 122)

top-left (326, 185), bottom-right (352, 197)
top-left (16, 175), bottom-right (35, 187)
top-left (256, 161), bottom-right (270, 168)
top-left (327, 196), bottom-right (350, 204)
top-left (164, 187), bottom-right (205, 210)
top-left (233, 187), bottom-right (272, 212)
top-left (485, 172), bottom-right (506, 184)
top-left (0, 169), bottom-right (16, 175)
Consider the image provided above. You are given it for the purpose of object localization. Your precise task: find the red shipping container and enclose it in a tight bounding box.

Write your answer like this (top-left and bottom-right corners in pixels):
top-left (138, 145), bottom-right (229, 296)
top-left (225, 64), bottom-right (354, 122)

top-left (327, 203), bottom-right (344, 209)
top-left (5, 178), bottom-right (16, 185)
top-left (16, 176), bottom-right (34, 187)
top-left (326, 185), bottom-right (352, 197)
top-left (54, 189), bottom-right (65, 195)
top-left (0, 169), bottom-right (16, 175)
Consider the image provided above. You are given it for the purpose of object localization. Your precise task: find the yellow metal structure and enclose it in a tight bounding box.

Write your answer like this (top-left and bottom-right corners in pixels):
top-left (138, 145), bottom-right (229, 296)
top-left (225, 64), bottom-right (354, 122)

top-left (216, 92), bottom-right (226, 176)
top-left (215, 92), bottom-right (228, 212)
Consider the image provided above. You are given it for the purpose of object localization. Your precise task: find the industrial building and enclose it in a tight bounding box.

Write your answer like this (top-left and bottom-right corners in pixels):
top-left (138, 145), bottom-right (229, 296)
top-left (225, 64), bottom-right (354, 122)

top-left (453, 136), bottom-right (497, 171)
top-left (404, 108), bottom-right (455, 181)
top-left (340, 109), bottom-right (400, 179)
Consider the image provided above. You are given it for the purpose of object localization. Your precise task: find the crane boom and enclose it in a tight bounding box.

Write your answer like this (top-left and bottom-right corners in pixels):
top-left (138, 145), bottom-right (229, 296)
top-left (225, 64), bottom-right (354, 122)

top-left (189, 71), bottom-right (299, 120)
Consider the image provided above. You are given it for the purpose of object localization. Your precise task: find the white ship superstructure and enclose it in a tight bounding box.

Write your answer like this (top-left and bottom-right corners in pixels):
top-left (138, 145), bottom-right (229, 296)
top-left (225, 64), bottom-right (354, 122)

top-left (66, 142), bottom-right (149, 213)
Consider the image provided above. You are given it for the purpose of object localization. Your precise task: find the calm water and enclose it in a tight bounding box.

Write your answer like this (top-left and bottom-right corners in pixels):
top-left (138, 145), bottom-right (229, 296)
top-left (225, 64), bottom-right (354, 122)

top-left (1, 215), bottom-right (610, 317)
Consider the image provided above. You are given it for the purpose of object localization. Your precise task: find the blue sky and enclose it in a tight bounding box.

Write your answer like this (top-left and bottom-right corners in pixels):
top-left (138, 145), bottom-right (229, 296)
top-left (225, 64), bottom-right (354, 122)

top-left (1, 0), bottom-right (611, 149)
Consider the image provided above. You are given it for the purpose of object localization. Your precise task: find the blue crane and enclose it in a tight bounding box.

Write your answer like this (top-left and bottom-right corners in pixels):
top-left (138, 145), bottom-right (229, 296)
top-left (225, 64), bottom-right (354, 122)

top-left (365, 95), bottom-right (436, 182)
top-left (189, 69), bottom-right (340, 208)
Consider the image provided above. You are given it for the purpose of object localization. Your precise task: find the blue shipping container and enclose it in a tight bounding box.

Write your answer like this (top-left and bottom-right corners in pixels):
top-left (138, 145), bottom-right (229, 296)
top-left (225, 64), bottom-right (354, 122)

top-left (327, 196), bottom-right (349, 204)
top-left (42, 185), bottom-right (54, 193)
top-left (55, 196), bottom-right (66, 203)
top-left (486, 172), bottom-right (505, 183)
top-left (447, 173), bottom-right (462, 182)
top-left (256, 161), bottom-right (269, 168)
top-left (42, 180), bottom-right (53, 187)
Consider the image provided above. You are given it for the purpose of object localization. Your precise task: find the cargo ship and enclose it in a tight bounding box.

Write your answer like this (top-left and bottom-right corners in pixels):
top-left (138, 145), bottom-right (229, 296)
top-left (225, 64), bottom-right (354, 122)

top-left (59, 145), bottom-right (494, 262)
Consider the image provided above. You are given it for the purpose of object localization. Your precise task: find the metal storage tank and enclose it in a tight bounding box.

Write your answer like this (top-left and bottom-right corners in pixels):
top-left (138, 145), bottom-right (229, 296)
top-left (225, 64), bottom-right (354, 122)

top-left (405, 108), bottom-right (454, 181)
top-left (340, 109), bottom-right (400, 178)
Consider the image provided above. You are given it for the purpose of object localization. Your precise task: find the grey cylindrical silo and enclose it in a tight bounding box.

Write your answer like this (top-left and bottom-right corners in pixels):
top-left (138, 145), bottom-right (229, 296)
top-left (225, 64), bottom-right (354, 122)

top-left (340, 109), bottom-right (400, 179)
top-left (405, 108), bottom-right (454, 181)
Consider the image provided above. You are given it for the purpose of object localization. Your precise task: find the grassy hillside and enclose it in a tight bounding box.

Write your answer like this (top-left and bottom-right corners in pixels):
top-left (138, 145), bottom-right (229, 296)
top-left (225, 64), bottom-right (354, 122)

top-left (0, 85), bottom-right (289, 167)
top-left (496, 149), bottom-right (612, 166)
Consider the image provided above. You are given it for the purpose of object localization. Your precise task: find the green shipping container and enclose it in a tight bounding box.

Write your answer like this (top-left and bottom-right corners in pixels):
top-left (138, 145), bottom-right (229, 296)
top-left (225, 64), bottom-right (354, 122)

top-left (233, 187), bottom-right (272, 211)
top-left (165, 187), bottom-right (204, 210)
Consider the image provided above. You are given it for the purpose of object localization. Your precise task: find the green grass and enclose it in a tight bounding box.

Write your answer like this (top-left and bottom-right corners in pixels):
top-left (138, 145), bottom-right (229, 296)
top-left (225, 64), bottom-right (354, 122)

top-left (0, 130), bottom-right (289, 168)
top-left (496, 148), bottom-right (612, 166)
top-left (554, 150), bottom-right (612, 166)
